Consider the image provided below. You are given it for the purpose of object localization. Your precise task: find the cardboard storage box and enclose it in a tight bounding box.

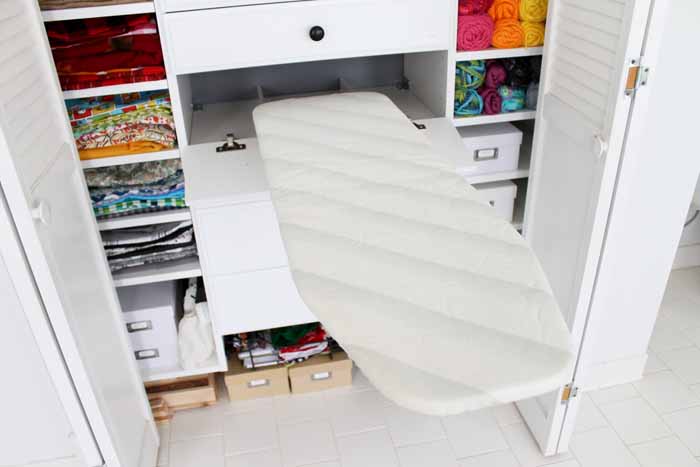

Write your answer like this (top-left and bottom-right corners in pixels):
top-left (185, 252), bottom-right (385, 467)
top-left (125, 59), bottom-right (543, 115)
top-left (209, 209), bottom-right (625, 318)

top-left (288, 352), bottom-right (353, 394)
top-left (145, 374), bottom-right (217, 412)
top-left (474, 181), bottom-right (518, 222)
top-left (224, 356), bottom-right (289, 401)
top-left (456, 123), bottom-right (522, 176)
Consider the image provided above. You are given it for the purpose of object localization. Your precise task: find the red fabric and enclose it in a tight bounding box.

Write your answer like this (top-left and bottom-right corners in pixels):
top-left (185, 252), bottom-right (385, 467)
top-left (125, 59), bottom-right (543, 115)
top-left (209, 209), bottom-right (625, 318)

top-left (457, 14), bottom-right (494, 51)
top-left (46, 14), bottom-right (153, 45)
top-left (53, 34), bottom-right (162, 61)
top-left (56, 49), bottom-right (163, 73)
top-left (458, 0), bottom-right (495, 15)
top-left (58, 66), bottom-right (166, 90)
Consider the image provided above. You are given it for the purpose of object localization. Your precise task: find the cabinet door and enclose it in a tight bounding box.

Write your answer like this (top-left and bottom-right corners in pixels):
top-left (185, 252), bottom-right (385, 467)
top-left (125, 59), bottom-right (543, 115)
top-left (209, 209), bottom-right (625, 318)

top-left (519, 0), bottom-right (653, 455)
top-left (0, 3), bottom-right (157, 467)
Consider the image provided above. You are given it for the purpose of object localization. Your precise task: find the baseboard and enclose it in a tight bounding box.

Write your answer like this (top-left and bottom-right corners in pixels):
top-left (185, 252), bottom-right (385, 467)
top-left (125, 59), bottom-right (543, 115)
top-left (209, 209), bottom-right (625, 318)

top-left (674, 243), bottom-right (700, 269)
top-left (582, 355), bottom-right (648, 391)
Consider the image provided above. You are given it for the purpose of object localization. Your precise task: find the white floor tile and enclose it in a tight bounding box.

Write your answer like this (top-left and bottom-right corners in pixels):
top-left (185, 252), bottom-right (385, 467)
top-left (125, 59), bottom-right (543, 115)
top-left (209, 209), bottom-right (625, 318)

top-left (590, 384), bottom-right (639, 406)
top-left (648, 321), bottom-right (694, 353)
top-left (170, 435), bottom-right (225, 467)
top-left (397, 439), bottom-right (458, 467)
top-left (662, 298), bottom-right (700, 331)
top-left (500, 422), bottom-right (572, 467)
top-left (544, 462), bottom-right (582, 467)
top-left (337, 428), bottom-right (399, 467)
top-left (569, 427), bottom-right (640, 467)
top-left (573, 395), bottom-right (608, 433)
top-left (644, 352), bottom-right (669, 375)
top-left (663, 407), bottom-right (700, 456)
top-left (442, 409), bottom-right (508, 459)
top-left (157, 423), bottom-right (170, 466)
top-left (223, 409), bottom-right (278, 456)
top-left (170, 406), bottom-right (224, 442)
top-left (273, 392), bottom-right (328, 425)
top-left (492, 403), bottom-right (523, 427)
top-left (629, 436), bottom-right (700, 467)
top-left (633, 371), bottom-right (700, 414)
top-left (457, 450), bottom-right (520, 467)
top-left (326, 390), bottom-right (390, 436)
top-left (657, 347), bottom-right (700, 385)
top-left (690, 384), bottom-right (700, 398)
top-left (300, 463), bottom-right (341, 467)
top-left (682, 327), bottom-right (700, 347)
top-left (225, 449), bottom-right (282, 467)
top-left (597, 398), bottom-right (671, 445)
top-left (382, 404), bottom-right (446, 447)
top-left (223, 396), bottom-right (274, 415)
top-left (278, 420), bottom-right (338, 467)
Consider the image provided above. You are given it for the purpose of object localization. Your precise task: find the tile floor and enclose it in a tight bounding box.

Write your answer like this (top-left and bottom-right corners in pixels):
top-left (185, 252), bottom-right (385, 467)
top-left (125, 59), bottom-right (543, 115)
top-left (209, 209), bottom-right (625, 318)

top-left (157, 268), bottom-right (700, 467)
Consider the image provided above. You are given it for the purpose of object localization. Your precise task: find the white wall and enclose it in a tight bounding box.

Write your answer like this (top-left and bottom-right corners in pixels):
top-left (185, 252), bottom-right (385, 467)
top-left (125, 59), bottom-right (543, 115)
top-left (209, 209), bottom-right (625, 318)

top-left (674, 178), bottom-right (700, 268)
top-left (0, 247), bottom-right (84, 466)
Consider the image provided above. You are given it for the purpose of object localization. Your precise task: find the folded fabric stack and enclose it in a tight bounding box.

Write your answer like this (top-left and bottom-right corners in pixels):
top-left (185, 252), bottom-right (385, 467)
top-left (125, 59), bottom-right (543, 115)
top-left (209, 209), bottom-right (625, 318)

top-left (67, 90), bottom-right (176, 160)
top-left (85, 159), bottom-right (186, 219)
top-left (45, 14), bottom-right (165, 90)
top-left (456, 0), bottom-right (547, 51)
top-left (455, 56), bottom-right (541, 117)
top-left (101, 221), bottom-right (197, 272)
top-left (40, 0), bottom-right (145, 10)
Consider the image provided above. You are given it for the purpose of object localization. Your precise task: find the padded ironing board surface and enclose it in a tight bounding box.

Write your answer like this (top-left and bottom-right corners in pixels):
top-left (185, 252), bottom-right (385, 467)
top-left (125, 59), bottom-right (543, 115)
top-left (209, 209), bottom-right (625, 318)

top-left (253, 92), bottom-right (573, 415)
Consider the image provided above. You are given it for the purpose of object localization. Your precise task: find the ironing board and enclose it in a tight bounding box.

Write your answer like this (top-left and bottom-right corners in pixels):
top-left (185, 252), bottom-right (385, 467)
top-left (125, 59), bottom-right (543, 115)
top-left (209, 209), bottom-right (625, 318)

top-left (253, 92), bottom-right (573, 415)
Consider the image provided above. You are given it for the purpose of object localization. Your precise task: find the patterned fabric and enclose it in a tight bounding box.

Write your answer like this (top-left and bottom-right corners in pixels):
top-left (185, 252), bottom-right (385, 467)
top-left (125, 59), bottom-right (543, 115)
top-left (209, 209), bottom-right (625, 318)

top-left (66, 91), bottom-right (171, 125)
top-left (40, 0), bottom-right (146, 10)
top-left (90, 170), bottom-right (184, 207)
top-left (73, 105), bottom-right (174, 139)
top-left (59, 67), bottom-right (166, 91)
top-left (109, 245), bottom-right (197, 272)
top-left (84, 159), bottom-right (182, 188)
top-left (94, 197), bottom-right (186, 218)
top-left (102, 221), bottom-right (192, 247)
top-left (76, 123), bottom-right (176, 150)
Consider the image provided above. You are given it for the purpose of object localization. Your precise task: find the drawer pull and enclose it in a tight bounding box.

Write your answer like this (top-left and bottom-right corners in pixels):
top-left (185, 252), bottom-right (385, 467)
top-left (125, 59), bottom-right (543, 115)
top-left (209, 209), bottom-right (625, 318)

top-left (311, 371), bottom-right (332, 381)
top-left (309, 25), bottom-right (325, 42)
top-left (474, 147), bottom-right (499, 161)
top-left (135, 348), bottom-right (160, 360)
top-left (126, 320), bottom-right (153, 333)
top-left (248, 378), bottom-right (270, 388)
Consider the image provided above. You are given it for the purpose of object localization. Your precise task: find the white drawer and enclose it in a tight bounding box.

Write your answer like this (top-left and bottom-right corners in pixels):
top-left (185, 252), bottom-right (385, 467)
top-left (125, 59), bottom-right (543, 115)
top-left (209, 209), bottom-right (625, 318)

top-left (163, 0), bottom-right (294, 12)
top-left (196, 201), bottom-right (288, 276)
top-left (210, 268), bottom-right (317, 335)
top-left (164, 0), bottom-right (451, 74)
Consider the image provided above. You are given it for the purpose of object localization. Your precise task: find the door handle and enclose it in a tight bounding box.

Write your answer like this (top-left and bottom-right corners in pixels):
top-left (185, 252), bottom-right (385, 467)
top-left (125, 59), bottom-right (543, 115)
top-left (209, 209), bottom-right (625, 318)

top-left (31, 201), bottom-right (52, 226)
top-left (593, 134), bottom-right (608, 160)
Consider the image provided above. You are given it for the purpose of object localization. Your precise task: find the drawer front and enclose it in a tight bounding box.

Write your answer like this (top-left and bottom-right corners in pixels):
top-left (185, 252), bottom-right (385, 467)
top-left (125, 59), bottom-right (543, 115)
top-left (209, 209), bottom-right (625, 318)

top-left (165, 0), bottom-right (451, 74)
top-left (197, 201), bottom-right (288, 276)
top-left (210, 268), bottom-right (317, 335)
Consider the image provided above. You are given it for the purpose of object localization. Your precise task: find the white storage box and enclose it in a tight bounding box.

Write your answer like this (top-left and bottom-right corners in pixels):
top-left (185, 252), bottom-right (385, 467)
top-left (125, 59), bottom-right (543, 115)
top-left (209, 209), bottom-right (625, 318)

top-left (118, 282), bottom-right (180, 371)
top-left (474, 181), bottom-right (518, 222)
top-left (456, 123), bottom-right (522, 176)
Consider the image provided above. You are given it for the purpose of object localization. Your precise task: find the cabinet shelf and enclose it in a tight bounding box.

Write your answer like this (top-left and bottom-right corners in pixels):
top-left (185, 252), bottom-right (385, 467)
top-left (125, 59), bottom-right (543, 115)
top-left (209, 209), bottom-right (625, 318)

top-left (63, 80), bottom-right (168, 100)
top-left (41, 2), bottom-right (155, 21)
top-left (453, 110), bottom-right (536, 127)
top-left (112, 256), bottom-right (201, 288)
top-left (455, 47), bottom-right (544, 62)
top-left (140, 354), bottom-right (224, 383)
top-left (97, 208), bottom-right (191, 231)
top-left (80, 149), bottom-right (180, 169)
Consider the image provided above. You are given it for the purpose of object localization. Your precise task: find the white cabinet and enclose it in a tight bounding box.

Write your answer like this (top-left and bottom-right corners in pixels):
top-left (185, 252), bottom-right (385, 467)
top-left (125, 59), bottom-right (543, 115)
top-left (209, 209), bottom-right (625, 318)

top-left (164, 0), bottom-right (451, 74)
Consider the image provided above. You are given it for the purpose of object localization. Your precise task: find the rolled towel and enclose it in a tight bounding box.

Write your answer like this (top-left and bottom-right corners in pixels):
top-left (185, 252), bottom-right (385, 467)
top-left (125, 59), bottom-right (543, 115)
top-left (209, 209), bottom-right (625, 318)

top-left (503, 57), bottom-right (533, 87)
top-left (492, 19), bottom-right (524, 48)
top-left (522, 21), bottom-right (545, 46)
top-left (488, 0), bottom-right (519, 21)
top-left (455, 60), bottom-right (487, 90)
top-left (526, 82), bottom-right (539, 109)
top-left (458, 0), bottom-right (494, 15)
top-left (455, 88), bottom-right (484, 117)
top-left (457, 14), bottom-right (494, 51)
top-left (479, 87), bottom-right (503, 115)
top-left (520, 0), bottom-right (548, 22)
top-left (498, 85), bottom-right (526, 112)
top-left (485, 61), bottom-right (507, 88)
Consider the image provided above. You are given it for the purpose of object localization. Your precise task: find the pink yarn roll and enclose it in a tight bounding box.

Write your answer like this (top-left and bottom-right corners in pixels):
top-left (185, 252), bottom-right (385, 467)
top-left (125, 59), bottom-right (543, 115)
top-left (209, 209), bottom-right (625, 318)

top-left (457, 14), bottom-right (494, 52)
top-left (458, 0), bottom-right (495, 15)
top-left (479, 87), bottom-right (502, 115)
top-left (485, 61), bottom-right (507, 88)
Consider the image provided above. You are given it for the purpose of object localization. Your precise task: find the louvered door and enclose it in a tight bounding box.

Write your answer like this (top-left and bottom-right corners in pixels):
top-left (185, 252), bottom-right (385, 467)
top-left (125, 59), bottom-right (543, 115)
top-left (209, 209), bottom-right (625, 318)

top-left (0, 2), bottom-right (157, 466)
top-left (517, 0), bottom-right (653, 455)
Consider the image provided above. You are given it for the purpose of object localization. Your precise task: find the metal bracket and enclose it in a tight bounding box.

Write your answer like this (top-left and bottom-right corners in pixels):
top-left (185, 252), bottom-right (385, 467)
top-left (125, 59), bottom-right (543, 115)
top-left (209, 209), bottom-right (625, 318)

top-left (413, 122), bottom-right (426, 130)
top-left (625, 58), bottom-right (650, 96)
top-left (561, 383), bottom-right (579, 404)
top-left (216, 133), bottom-right (247, 152)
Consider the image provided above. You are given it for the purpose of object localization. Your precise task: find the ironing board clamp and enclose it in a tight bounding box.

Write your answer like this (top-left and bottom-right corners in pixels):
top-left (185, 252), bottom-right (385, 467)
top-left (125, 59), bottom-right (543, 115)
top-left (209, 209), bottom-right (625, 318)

top-left (216, 133), bottom-right (247, 152)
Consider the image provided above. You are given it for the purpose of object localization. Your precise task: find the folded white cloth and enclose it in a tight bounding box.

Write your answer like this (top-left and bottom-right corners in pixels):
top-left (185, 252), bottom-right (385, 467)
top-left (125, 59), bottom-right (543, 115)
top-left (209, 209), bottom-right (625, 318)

top-left (253, 92), bottom-right (573, 415)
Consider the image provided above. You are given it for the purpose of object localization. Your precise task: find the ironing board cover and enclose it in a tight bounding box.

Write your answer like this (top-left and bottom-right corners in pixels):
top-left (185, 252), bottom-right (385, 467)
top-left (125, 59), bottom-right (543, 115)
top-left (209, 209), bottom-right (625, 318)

top-left (253, 92), bottom-right (573, 415)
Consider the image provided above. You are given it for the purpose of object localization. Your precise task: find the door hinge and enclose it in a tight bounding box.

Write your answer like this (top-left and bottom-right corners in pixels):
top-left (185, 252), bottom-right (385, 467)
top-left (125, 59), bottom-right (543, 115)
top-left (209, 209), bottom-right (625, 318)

top-left (561, 383), bottom-right (579, 404)
top-left (625, 58), bottom-right (650, 96)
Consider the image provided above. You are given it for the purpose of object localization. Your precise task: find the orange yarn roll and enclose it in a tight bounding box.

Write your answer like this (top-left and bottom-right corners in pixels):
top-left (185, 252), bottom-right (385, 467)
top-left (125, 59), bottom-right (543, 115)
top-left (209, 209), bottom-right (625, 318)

top-left (492, 19), bottom-right (524, 49)
top-left (78, 142), bottom-right (167, 160)
top-left (521, 21), bottom-right (545, 47)
top-left (488, 0), bottom-right (519, 21)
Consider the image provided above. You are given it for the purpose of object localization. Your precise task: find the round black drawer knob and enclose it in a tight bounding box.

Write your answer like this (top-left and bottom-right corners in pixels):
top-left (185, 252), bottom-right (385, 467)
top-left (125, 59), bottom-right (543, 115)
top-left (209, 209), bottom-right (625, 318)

top-left (309, 26), bottom-right (325, 42)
